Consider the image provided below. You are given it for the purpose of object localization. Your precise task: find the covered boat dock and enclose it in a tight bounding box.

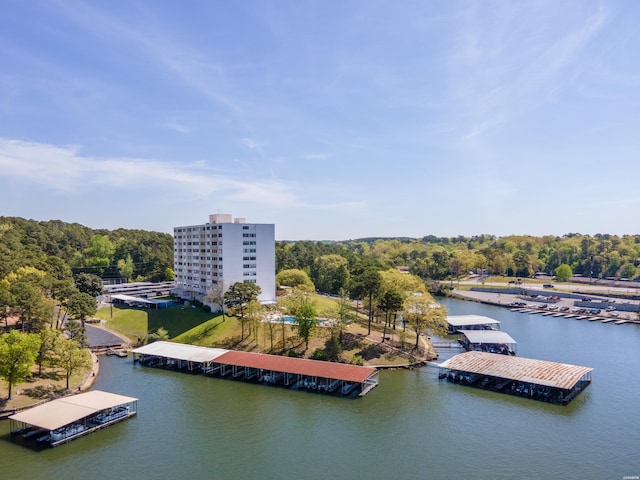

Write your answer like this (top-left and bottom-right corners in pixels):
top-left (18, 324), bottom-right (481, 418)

top-left (458, 330), bottom-right (517, 355)
top-left (438, 351), bottom-right (592, 405)
top-left (447, 315), bottom-right (501, 333)
top-left (132, 341), bottom-right (378, 398)
top-left (9, 390), bottom-right (137, 447)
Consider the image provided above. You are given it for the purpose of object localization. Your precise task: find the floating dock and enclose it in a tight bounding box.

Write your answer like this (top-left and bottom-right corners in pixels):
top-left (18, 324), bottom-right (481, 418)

top-left (457, 330), bottom-right (517, 355)
top-left (438, 351), bottom-right (592, 405)
top-left (132, 341), bottom-right (379, 398)
top-left (446, 315), bottom-right (501, 334)
top-left (9, 390), bottom-right (137, 447)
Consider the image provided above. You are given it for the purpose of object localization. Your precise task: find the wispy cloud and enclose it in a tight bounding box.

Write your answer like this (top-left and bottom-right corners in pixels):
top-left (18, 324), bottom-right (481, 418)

top-left (449, 2), bottom-right (609, 142)
top-left (50, 0), bottom-right (243, 114)
top-left (300, 153), bottom-right (334, 160)
top-left (0, 138), bottom-right (294, 207)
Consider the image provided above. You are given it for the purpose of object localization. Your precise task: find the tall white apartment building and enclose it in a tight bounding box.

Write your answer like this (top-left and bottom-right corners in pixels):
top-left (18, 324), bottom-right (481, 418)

top-left (173, 214), bottom-right (275, 305)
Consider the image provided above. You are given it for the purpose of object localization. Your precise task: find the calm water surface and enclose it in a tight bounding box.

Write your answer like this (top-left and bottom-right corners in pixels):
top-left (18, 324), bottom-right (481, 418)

top-left (1, 299), bottom-right (639, 479)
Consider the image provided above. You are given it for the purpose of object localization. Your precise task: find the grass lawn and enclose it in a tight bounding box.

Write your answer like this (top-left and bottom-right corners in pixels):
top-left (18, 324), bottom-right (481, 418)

top-left (96, 305), bottom-right (224, 342)
top-left (0, 367), bottom-right (89, 411)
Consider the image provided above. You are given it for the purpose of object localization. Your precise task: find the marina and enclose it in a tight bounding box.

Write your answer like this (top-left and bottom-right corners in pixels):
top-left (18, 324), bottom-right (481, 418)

top-left (0, 298), bottom-right (638, 479)
top-left (132, 341), bottom-right (379, 397)
top-left (438, 351), bottom-right (592, 405)
top-left (8, 391), bottom-right (137, 448)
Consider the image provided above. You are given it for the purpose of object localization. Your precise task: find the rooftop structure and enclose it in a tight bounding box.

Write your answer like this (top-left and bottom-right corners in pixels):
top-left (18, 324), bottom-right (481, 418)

top-left (173, 214), bottom-right (275, 305)
top-left (438, 351), bottom-right (592, 404)
top-left (132, 341), bottom-right (379, 397)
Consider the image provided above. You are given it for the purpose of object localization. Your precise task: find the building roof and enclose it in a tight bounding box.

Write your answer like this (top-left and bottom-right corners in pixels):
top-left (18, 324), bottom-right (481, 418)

top-left (132, 341), bottom-right (228, 363)
top-left (438, 351), bottom-right (592, 390)
top-left (215, 351), bottom-right (377, 383)
top-left (9, 390), bottom-right (137, 431)
top-left (447, 315), bottom-right (501, 327)
top-left (458, 330), bottom-right (517, 345)
top-left (111, 294), bottom-right (154, 304)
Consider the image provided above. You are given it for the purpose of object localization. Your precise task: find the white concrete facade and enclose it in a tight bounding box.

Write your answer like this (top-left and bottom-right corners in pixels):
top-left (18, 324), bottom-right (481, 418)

top-left (173, 214), bottom-right (276, 304)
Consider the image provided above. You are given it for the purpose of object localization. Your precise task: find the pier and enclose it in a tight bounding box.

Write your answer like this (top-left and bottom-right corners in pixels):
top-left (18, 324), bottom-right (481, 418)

top-left (132, 341), bottom-right (379, 398)
top-left (9, 390), bottom-right (137, 448)
top-left (438, 351), bottom-right (592, 405)
top-left (457, 330), bottom-right (517, 355)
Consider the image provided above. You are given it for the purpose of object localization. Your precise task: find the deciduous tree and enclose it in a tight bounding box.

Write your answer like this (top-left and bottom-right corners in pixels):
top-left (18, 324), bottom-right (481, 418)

top-left (0, 330), bottom-right (41, 399)
top-left (403, 293), bottom-right (447, 349)
top-left (378, 290), bottom-right (404, 343)
top-left (54, 338), bottom-right (92, 390)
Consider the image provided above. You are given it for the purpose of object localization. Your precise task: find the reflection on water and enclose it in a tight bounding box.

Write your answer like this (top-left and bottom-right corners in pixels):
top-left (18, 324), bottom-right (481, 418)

top-left (1, 298), bottom-right (639, 479)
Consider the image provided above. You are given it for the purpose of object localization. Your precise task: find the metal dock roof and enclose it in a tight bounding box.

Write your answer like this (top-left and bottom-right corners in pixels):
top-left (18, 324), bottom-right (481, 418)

top-left (9, 390), bottom-right (137, 431)
top-left (447, 315), bottom-right (501, 327)
top-left (132, 341), bottom-right (228, 363)
top-left (458, 330), bottom-right (517, 345)
top-left (215, 350), bottom-right (376, 383)
top-left (438, 351), bottom-right (592, 389)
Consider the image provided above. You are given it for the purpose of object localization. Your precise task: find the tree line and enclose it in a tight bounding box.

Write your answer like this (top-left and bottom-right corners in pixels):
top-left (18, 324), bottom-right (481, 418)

top-left (0, 217), bottom-right (174, 282)
top-left (276, 233), bottom-right (640, 293)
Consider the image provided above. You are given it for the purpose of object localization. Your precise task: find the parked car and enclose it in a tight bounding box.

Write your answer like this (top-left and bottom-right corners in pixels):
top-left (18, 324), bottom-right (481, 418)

top-left (543, 284), bottom-right (554, 288)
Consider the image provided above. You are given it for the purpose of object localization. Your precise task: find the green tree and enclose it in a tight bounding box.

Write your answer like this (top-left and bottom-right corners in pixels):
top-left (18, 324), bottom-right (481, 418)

top-left (224, 282), bottom-right (262, 320)
top-left (0, 330), bottom-right (41, 399)
top-left (65, 319), bottom-right (87, 348)
top-left (554, 264), bottom-right (573, 282)
top-left (403, 293), bottom-right (447, 349)
top-left (117, 254), bottom-right (134, 280)
top-left (330, 288), bottom-right (355, 346)
top-left (164, 267), bottom-right (175, 281)
top-left (276, 269), bottom-right (315, 290)
top-left (294, 301), bottom-right (318, 351)
top-left (54, 337), bottom-right (92, 390)
top-left (314, 254), bottom-right (350, 294)
top-left (618, 262), bottom-right (638, 280)
top-left (0, 281), bottom-right (12, 328)
top-left (10, 278), bottom-right (53, 333)
top-left (378, 290), bottom-right (404, 343)
top-left (352, 268), bottom-right (381, 336)
top-left (82, 234), bottom-right (115, 270)
top-left (36, 326), bottom-right (61, 376)
top-left (74, 273), bottom-right (103, 297)
top-left (246, 300), bottom-right (264, 344)
top-left (67, 292), bottom-right (97, 328)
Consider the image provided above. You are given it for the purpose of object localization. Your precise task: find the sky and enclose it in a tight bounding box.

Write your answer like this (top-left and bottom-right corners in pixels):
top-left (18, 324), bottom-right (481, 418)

top-left (1, 1), bottom-right (639, 240)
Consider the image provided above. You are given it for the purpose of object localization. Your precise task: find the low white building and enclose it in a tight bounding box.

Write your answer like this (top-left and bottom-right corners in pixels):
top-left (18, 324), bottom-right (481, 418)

top-left (173, 214), bottom-right (275, 305)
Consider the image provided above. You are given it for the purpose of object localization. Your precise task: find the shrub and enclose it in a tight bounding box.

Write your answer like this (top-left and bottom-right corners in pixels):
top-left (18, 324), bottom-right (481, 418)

top-left (350, 355), bottom-right (364, 366)
top-left (311, 348), bottom-right (326, 360)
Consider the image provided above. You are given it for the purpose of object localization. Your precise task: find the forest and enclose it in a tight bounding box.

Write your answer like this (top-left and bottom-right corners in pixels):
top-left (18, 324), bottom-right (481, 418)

top-left (2, 216), bottom-right (639, 296)
top-left (0, 216), bottom-right (174, 282)
top-left (277, 233), bottom-right (640, 295)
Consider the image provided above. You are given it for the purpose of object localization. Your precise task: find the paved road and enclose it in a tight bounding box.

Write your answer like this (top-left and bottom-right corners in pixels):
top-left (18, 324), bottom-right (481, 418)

top-left (85, 324), bottom-right (127, 348)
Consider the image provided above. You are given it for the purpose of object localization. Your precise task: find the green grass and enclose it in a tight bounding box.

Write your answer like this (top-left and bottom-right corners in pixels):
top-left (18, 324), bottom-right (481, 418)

top-left (96, 305), bottom-right (224, 341)
top-left (96, 307), bottom-right (148, 340)
top-left (173, 315), bottom-right (241, 346)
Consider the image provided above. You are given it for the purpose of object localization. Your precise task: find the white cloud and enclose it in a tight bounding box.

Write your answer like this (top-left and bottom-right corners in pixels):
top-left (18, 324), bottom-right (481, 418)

top-left (0, 138), bottom-right (293, 207)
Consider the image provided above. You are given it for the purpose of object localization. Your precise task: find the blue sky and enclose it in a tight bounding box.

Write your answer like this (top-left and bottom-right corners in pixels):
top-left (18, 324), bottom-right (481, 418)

top-left (1, 1), bottom-right (638, 240)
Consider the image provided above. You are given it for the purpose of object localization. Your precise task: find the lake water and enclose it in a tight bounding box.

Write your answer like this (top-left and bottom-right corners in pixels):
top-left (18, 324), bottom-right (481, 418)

top-left (1, 299), bottom-right (639, 479)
